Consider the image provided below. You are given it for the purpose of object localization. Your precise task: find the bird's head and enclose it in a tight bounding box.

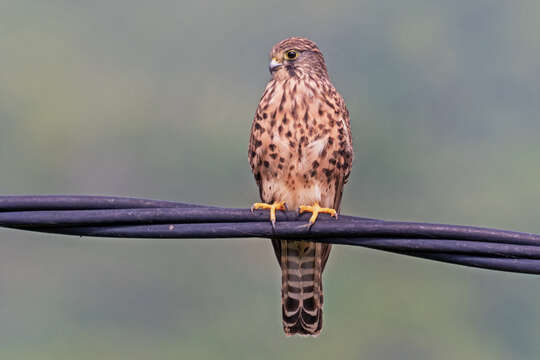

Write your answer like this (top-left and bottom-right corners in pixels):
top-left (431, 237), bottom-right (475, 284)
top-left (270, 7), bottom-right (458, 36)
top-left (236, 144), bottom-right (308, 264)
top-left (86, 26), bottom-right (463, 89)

top-left (268, 37), bottom-right (328, 80)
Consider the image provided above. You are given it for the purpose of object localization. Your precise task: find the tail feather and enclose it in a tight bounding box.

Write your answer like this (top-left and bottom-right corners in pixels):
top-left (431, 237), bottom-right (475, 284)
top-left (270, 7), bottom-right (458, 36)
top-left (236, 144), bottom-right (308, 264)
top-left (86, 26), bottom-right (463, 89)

top-left (278, 239), bottom-right (330, 336)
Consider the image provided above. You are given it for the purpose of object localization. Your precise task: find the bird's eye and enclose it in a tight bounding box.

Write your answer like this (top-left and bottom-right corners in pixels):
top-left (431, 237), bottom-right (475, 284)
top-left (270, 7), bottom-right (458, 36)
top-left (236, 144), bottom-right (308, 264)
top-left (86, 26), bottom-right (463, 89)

top-left (284, 50), bottom-right (298, 60)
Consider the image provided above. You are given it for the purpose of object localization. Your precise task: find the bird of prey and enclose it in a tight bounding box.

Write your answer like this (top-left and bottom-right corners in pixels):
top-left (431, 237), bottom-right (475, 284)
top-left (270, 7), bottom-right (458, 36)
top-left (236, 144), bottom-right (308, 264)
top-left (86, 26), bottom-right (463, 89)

top-left (249, 37), bottom-right (354, 336)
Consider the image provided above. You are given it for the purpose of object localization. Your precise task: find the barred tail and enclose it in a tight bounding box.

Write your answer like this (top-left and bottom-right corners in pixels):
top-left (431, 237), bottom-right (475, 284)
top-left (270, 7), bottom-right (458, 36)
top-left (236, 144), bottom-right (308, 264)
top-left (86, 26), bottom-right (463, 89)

top-left (277, 239), bottom-right (331, 336)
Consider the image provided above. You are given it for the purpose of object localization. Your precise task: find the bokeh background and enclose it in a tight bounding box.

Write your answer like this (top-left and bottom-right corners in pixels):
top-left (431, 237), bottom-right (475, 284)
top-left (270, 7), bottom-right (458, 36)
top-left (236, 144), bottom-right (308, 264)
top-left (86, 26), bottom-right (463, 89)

top-left (1, 1), bottom-right (540, 359)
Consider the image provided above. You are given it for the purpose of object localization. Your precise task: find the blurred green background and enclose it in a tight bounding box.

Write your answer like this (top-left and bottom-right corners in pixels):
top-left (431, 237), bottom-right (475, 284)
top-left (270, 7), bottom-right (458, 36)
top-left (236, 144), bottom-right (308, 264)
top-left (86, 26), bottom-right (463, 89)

top-left (1, 1), bottom-right (540, 359)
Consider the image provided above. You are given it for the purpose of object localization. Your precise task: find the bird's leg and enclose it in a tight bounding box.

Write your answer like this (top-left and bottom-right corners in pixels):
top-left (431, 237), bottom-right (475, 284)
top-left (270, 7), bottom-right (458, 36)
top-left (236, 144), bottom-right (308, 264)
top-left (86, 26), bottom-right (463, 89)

top-left (299, 202), bottom-right (337, 228)
top-left (251, 201), bottom-right (287, 228)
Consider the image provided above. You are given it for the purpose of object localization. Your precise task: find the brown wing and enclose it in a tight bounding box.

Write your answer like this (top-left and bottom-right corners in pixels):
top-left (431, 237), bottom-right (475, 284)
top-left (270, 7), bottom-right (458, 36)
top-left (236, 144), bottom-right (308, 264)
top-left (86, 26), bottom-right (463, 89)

top-left (322, 96), bottom-right (353, 269)
top-left (249, 81), bottom-right (277, 202)
top-left (248, 138), bottom-right (263, 199)
top-left (248, 106), bottom-right (265, 199)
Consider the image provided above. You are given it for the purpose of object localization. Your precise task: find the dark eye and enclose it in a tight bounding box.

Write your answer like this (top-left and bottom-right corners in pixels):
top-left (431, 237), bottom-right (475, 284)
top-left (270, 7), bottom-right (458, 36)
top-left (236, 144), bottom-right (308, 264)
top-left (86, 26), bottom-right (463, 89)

top-left (285, 50), bottom-right (297, 60)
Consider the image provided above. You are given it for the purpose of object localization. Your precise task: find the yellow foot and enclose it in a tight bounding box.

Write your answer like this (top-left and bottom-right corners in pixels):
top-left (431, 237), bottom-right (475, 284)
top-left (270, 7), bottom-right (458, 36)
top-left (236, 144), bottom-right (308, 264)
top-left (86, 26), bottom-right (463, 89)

top-left (251, 201), bottom-right (287, 228)
top-left (299, 202), bottom-right (337, 228)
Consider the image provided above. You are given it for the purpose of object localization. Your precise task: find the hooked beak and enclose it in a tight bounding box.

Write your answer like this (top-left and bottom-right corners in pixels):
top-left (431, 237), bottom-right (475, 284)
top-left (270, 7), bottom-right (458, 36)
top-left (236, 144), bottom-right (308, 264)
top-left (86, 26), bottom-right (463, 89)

top-left (269, 57), bottom-right (282, 73)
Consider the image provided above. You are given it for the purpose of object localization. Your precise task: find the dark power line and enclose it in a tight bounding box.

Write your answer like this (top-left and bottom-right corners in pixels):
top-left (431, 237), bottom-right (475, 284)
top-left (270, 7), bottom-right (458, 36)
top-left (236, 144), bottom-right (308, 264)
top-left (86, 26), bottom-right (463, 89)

top-left (1, 195), bottom-right (540, 275)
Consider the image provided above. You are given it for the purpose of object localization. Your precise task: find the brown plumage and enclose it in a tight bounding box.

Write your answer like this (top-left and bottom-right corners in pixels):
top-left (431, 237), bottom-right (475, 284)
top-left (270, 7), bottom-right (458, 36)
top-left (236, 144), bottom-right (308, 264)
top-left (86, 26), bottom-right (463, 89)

top-left (249, 37), bottom-right (353, 336)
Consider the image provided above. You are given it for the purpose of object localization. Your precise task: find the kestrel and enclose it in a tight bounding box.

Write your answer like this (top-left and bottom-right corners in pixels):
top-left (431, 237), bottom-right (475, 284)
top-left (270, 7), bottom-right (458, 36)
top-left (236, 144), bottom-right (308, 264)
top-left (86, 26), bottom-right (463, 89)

top-left (249, 37), bottom-right (354, 336)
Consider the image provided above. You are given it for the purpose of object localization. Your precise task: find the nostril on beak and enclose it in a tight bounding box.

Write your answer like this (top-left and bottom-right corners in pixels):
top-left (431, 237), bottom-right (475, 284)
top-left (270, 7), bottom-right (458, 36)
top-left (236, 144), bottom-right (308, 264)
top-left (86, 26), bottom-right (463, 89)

top-left (269, 58), bottom-right (282, 72)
